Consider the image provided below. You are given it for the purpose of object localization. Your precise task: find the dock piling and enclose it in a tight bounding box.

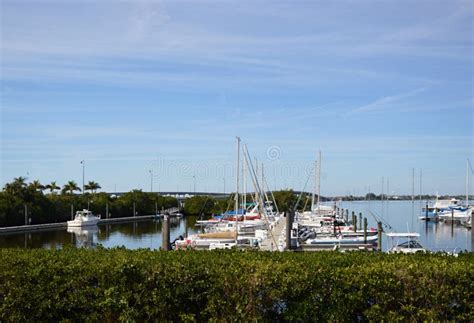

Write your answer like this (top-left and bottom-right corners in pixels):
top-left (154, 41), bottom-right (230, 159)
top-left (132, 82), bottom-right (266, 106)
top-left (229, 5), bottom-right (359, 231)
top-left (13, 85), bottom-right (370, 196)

top-left (363, 217), bottom-right (368, 244)
top-left (162, 215), bottom-right (170, 251)
top-left (359, 212), bottom-right (362, 230)
top-left (377, 221), bottom-right (383, 251)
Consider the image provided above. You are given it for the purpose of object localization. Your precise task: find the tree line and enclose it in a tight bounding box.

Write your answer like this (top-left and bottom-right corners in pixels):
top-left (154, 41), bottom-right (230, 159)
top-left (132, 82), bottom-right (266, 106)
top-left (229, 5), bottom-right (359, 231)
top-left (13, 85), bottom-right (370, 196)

top-left (1, 177), bottom-right (322, 227)
top-left (0, 177), bottom-right (178, 227)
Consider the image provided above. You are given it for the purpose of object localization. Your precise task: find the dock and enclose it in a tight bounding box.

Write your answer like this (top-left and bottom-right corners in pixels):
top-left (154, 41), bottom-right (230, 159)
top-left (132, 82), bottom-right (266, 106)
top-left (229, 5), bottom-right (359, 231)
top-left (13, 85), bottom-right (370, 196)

top-left (0, 215), bottom-right (160, 235)
top-left (259, 217), bottom-right (286, 251)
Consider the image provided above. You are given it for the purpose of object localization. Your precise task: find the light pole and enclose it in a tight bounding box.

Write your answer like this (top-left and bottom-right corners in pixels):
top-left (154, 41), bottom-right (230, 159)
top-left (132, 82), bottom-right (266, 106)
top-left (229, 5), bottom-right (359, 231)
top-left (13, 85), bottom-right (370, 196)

top-left (149, 169), bottom-right (153, 193)
top-left (80, 160), bottom-right (85, 194)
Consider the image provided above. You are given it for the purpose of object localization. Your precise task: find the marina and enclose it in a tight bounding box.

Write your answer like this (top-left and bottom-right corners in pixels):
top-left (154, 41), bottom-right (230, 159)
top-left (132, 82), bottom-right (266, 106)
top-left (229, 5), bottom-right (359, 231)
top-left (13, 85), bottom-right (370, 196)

top-left (1, 201), bottom-right (471, 252)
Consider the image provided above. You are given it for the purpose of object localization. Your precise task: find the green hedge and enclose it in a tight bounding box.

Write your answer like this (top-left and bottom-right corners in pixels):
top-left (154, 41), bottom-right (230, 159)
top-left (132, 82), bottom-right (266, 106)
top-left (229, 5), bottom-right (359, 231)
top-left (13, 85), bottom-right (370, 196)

top-left (0, 249), bottom-right (473, 321)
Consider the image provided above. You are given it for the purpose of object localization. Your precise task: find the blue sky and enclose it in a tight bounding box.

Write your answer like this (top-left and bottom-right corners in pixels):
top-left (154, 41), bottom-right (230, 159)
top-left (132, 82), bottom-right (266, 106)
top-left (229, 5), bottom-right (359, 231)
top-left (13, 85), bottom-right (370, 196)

top-left (1, 0), bottom-right (473, 196)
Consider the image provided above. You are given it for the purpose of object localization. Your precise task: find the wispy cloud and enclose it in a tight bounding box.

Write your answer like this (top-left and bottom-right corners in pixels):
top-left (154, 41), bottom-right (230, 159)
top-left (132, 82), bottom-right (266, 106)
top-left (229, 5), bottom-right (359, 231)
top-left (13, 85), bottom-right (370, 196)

top-left (344, 87), bottom-right (428, 116)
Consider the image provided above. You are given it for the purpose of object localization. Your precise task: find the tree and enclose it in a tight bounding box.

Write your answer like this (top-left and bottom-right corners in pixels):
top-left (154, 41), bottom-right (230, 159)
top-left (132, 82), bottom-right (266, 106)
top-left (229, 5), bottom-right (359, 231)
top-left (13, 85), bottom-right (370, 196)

top-left (4, 176), bottom-right (28, 196)
top-left (29, 180), bottom-right (45, 192)
top-left (62, 181), bottom-right (81, 195)
top-left (184, 196), bottom-right (216, 215)
top-left (84, 181), bottom-right (101, 194)
top-left (45, 181), bottom-right (60, 194)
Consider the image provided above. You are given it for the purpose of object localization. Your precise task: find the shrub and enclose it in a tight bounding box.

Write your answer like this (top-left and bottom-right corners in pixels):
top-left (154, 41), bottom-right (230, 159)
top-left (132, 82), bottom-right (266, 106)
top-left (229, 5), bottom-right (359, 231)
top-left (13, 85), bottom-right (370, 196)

top-left (0, 249), bottom-right (472, 321)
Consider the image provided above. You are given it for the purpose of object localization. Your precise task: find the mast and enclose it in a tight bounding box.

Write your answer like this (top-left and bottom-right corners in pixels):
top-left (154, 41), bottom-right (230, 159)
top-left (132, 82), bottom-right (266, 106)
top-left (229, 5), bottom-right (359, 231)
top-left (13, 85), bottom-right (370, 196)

top-left (317, 150), bottom-right (321, 210)
top-left (235, 137), bottom-right (240, 240)
top-left (311, 159), bottom-right (316, 212)
top-left (466, 159), bottom-right (469, 206)
top-left (381, 177), bottom-right (384, 201)
top-left (419, 168), bottom-right (422, 203)
top-left (412, 168), bottom-right (415, 203)
top-left (243, 154), bottom-right (247, 213)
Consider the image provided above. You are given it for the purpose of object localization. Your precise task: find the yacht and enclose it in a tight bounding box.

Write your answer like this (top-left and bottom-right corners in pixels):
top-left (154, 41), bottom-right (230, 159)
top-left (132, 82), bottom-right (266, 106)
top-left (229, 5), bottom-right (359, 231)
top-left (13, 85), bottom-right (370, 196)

top-left (67, 209), bottom-right (100, 227)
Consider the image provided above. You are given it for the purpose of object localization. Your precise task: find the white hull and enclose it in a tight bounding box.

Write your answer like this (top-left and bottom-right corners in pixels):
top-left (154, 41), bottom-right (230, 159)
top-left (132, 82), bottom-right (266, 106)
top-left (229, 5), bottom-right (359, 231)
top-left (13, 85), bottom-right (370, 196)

top-left (67, 218), bottom-right (100, 227)
top-left (438, 209), bottom-right (471, 222)
top-left (306, 234), bottom-right (377, 245)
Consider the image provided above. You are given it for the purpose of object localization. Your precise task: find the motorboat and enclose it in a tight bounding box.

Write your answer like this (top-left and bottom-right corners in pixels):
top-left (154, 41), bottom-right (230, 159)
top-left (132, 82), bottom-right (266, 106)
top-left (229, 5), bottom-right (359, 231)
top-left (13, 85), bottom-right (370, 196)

top-left (386, 232), bottom-right (426, 254)
top-left (67, 209), bottom-right (100, 227)
top-left (437, 207), bottom-right (472, 223)
top-left (305, 234), bottom-right (378, 246)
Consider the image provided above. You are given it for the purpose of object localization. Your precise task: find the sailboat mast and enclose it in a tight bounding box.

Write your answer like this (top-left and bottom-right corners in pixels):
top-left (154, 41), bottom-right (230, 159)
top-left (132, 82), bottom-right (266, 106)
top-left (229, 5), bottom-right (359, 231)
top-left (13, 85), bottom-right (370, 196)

top-left (311, 159), bottom-right (316, 212)
top-left (243, 155), bottom-right (247, 212)
top-left (466, 159), bottom-right (469, 206)
top-left (317, 150), bottom-right (321, 210)
top-left (235, 137), bottom-right (241, 240)
top-left (419, 169), bottom-right (422, 203)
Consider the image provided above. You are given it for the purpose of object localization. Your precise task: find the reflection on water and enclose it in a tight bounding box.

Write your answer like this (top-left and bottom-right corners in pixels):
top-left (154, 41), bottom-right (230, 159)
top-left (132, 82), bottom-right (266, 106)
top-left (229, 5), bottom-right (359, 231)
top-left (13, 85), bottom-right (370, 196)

top-left (340, 201), bottom-right (472, 252)
top-left (0, 216), bottom-right (200, 250)
top-left (0, 204), bottom-right (471, 252)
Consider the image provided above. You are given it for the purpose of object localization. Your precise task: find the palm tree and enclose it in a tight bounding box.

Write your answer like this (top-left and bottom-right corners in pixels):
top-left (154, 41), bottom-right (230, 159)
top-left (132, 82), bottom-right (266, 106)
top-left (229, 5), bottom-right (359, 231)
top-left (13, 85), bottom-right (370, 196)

top-left (62, 181), bottom-right (81, 195)
top-left (45, 181), bottom-right (60, 194)
top-left (4, 176), bottom-right (28, 195)
top-left (84, 181), bottom-right (101, 194)
top-left (29, 180), bottom-right (45, 192)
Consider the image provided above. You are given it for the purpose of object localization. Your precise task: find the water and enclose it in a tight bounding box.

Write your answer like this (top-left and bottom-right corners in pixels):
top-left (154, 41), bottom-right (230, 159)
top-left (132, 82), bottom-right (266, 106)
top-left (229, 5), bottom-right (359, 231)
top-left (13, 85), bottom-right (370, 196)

top-left (0, 201), bottom-right (472, 252)
top-left (0, 216), bottom-right (201, 249)
top-left (339, 200), bottom-right (472, 252)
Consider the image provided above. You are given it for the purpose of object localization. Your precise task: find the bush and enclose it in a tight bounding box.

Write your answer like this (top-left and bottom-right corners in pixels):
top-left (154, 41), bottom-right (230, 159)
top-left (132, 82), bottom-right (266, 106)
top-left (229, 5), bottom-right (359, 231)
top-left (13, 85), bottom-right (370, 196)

top-left (0, 249), bottom-right (472, 321)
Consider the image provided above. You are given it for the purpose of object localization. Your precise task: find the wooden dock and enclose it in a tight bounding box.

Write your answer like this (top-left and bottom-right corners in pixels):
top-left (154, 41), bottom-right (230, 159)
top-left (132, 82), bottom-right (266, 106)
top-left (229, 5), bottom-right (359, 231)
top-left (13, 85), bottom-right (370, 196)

top-left (259, 217), bottom-right (286, 251)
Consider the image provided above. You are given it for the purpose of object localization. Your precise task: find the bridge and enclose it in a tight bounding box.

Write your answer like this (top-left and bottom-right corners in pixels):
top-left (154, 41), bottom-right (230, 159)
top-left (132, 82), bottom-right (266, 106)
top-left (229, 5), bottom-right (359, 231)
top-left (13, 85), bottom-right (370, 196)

top-left (108, 191), bottom-right (328, 201)
top-left (108, 191), bottom-right (230, 201)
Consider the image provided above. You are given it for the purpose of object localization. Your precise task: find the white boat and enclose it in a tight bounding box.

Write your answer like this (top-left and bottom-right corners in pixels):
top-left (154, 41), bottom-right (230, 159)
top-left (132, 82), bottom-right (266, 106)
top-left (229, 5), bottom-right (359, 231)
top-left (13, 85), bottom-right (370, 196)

top-left (306, 234), bottom-right (378, 245)
top-left (67, 209), bottom-right (100, 227)
top-left (437, 207), bottom-right (472, 222)
top-left (386, 232), bottom-right (426, 254)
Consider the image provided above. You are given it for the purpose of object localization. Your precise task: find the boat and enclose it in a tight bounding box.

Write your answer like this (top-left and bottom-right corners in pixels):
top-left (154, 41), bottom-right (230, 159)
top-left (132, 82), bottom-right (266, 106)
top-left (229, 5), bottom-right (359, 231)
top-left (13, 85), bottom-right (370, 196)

top-left (305, 234), bottom-right (378, 245)
top-left (386, 233), bottom-right (426, 254)
top-left (67, 209), bottom-right (100, 227)
top-left (438, 207), bottom-right (472, 223)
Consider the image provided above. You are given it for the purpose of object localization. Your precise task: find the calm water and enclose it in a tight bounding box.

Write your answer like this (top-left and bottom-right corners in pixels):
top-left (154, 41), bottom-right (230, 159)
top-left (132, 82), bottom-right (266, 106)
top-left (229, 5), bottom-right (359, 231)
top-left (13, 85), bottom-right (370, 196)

top-left (0, 216), bottom-right (201, 250)
top-left (339, 200), bottom-right (473, 252)
top-left (0, 201), bottom-right (472, 251)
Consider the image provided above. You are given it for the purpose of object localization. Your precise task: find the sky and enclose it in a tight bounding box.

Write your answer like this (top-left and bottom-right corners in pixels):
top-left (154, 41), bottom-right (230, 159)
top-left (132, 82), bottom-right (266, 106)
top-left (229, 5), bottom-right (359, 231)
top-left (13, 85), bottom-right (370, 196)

top-left (0, 0), bottom-right (473, 196)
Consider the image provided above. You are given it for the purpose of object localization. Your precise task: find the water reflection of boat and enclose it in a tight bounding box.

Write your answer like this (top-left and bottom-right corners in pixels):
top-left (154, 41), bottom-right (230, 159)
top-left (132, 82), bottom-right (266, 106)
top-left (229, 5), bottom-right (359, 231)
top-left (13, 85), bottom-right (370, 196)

top-left (67, 226), bottom-right (98, 248)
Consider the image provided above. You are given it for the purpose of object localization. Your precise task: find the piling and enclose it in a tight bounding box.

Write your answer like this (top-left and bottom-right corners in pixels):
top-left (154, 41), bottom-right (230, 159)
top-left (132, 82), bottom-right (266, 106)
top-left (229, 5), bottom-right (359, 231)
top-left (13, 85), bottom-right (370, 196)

top-left (71, 204), bottom-right (74, 220)
top-left (24, 204), bottom-right (28, 225)
top-left (106, 203), bottom-right (109, 219)
top-left (286, 210), bottom-right (294, 250)
top-left (133, 202), bottom-right (136, 217)
top-left (425, 203), bottom-right (428, 219)
top-left (363, 217), bottom-right (368, 244)
top-left (162, 215), bottom-right (170, 251)
top-left (377, 221), bottom-right (383, 251)
top-left (345, 209), bottom-right (349, 222)
top-left (359, 212), bottom-right (362, 230)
